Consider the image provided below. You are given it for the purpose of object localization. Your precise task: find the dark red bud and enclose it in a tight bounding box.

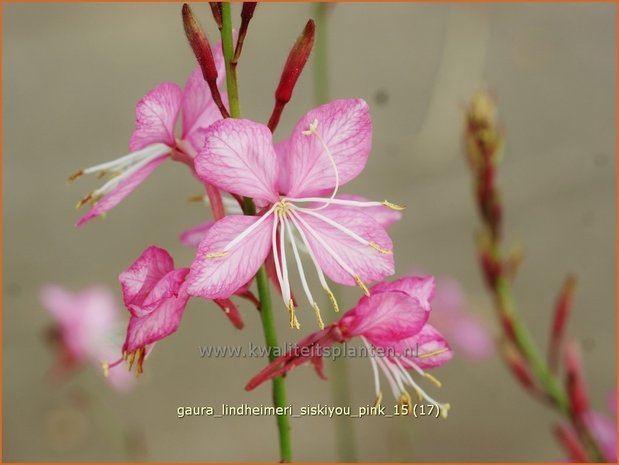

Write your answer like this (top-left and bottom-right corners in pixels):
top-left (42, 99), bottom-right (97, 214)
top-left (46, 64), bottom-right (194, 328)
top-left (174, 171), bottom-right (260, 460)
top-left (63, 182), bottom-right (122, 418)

top-left (241, 2), bottom-right (257, 22)
top-left (548, 274), bottom-right (576, 372)
top-left (268, 19), bottom-right (315, 132)
top-left (500, 340), bottom-right (535, 392)
top-left (554, 423), bottom-right (590, 462)
top-left (182, 4), bottom-right (218, 83)
top-left (182, 4), bottom-right (229, 118)
top-left (214, 298), bottom-right (244, 330)
top-left (209, 2), bottom-right (223, 30)
top-left (564, 341), bottom-right (589, 421)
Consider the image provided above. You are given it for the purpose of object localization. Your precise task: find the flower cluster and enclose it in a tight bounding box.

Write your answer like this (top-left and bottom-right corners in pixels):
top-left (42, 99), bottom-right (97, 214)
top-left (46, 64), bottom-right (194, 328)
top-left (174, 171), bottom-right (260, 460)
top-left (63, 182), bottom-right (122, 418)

top-left (62, 9), bottom-right (452, 416)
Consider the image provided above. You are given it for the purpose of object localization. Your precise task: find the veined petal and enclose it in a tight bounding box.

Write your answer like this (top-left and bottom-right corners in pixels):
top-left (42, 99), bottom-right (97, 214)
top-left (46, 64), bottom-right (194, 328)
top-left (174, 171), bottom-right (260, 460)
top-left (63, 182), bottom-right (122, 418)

top-left (371, 276), bottom-right (435, 312)
top-left (584, 411), bottom-right (617, 462)
top-left (179, 221), bottom-right (215, 248)
top-left (181, 65), bottom-right (227, 149)
top-left (343, 291), bottom-right (429, 343)
top-left (119, 246), bottom-right (175, 316)
top-left (296, 206), bottom-right (394, 287)
top-left (129, 82), bottom-right (183, 151)
top-left (123, 284), bottom-right (190, 353)
top-left (274, 137), bottom-right (292, 194)
top-left (398, 324), bottom-right (453, 369)
top-left (75, 154), bottom-right (168, 227)
top-left (285, 99), bottom-right (372, 198)
top-left (187, 214), bottom-right (274, 299)
top-left (195, 119), bottom-right (279, 202)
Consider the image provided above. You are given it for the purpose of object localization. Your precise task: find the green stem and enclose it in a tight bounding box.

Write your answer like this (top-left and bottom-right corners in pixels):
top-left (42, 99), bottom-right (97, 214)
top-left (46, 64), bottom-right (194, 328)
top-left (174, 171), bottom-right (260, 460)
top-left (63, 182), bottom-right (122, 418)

top-left (220, 6), bottom-right (292, 461)
top-left (494, 274), bottom-right (569, 414)
top-left (221, 2), bottom-right (240, 118)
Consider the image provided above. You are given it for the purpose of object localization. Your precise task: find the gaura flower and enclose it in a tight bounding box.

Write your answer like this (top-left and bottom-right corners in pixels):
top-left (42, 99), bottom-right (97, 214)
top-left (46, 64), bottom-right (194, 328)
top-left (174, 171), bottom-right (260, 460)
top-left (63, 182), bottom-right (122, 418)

top-left (69, 45), bottom-right (226, 227)
top-left (187, 99), bottom-right (402, 329)
top-left (105, 245), bottom-right (246, 375)
top-left (246, 276), bottom-right (452, 415)
top-left (40, 285), bottom-right (133, 391)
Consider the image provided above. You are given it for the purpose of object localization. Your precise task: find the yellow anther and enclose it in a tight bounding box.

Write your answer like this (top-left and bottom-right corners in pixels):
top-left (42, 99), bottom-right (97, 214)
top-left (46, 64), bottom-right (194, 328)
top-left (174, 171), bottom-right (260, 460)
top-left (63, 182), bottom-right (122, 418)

top-left (127, 352), bottom-right (137, 371)
top-left (382, 200), bottom-right (405, 211)
top-left (76, 193), bottom-right (93, 209)
top-left (399, 391), bottom-right (413, 413)
top-left (325, 287), bottom-right (340, 313)
top-left (368, 242), bottom-right (392, 254)
top-left (67, 169), bottom-right (84, 183)
top-left (412, 388), bottom-right (423, 402)
top-left (187, 194), bottom-right (206, 203)
top-left (205, 251), bottom-right (229, 259)
top-left (418, 347), bottom-right (449, 359)
top-left (373, 391), bottom-right (383, 408)
top-left (423, 373), bottom-right (442, 388)
top-left (354, 275), bottom-right (370, 296)
top-left (101, 362), bottom-right (109, 378)
top-left (287, 299), bottom-right (300, 329)
top-left (312, 302), bottom-right (325, 330)
top-left (302, 119), bottom-right (319, 135)
top-left (440, 403), bottom-right (451, 419)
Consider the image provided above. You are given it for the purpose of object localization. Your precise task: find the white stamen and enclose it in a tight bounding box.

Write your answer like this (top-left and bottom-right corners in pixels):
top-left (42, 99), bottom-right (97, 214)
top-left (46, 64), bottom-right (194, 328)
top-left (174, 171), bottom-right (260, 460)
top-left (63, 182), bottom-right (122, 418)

top-left (289, 210), bottom-right (357, 279)
top-left (287, 214), bottom-right (331, 292)
top-left (223, 205), bottom-right (277, 252)
top-left (361, 337), bottom-right (383, 398)
top-left (393, 357), bottom-right (443, 407)
top-left (278, 212), bottom-right (292, 307)
top-left (287, 197), bottom-right (385, 208)
top-left (83, 143), bottom-right (169, 175)
top-left (294, 206), bottom-right (372, 247)
top-left (284, 216), bottom-right (316, 307)
top-left (270, 214), bottom-right (286, 301)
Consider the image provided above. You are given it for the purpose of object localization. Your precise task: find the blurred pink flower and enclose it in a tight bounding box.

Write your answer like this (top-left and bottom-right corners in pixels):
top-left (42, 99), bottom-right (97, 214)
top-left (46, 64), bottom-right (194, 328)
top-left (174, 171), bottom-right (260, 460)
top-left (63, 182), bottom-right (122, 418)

top-left (429, 276), bottom-right (493, 360)
top-left (71, 44), bottom-right (226, 227)
top-left (247, 276), bottom-right (452, 414)
top-left (40, 285), bottom-right (133, 391)
top-left (187, 99), bottom-right (402, 328)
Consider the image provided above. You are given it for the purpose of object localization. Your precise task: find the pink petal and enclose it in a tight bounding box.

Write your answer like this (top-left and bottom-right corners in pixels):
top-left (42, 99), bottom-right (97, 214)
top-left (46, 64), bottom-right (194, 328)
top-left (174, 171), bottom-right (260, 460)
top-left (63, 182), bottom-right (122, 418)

top-left (274, 137), bottom-right (292, 194)
top-left (371, 276), bottom-right (435, 312)
top-left (123, 283), bottom-right (190, 353)
top-left (584, 411), bottom-right (617, 462)
top-left (187, 214), bottom-right (274, 299)
top-left (129, 82), bottom-right (183, 151)
top-left (179, 221), bottom-right (215, 247)
top-left (195, 119), bottom-right (279, 202)
top-left (119, 246), bottom-right (175, 316)
top-left (342, 291), bottom-right (429, 344)
top-left (298, 206), bottom-right (394, 287)
top-left (337, 194), bottom-right (402, 228)
top-left (76, 154), bottom-right (167, 227)
top-left (399, 324), bottom-right (453, 369)
top-left (285, 99), bottom-right (372, 198)
top-left (181, 65), bottom-right (227, 149)
top-left (449, 317), bottom-right (494, 360)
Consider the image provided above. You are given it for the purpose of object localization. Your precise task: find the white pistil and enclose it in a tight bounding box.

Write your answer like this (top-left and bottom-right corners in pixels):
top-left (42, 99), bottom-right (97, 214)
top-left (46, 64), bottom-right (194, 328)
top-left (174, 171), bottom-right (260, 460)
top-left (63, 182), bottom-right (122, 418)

top-left (393, 357), bottom-right (445, 410)
top-left (82, 143), bottom-right (168, 175)
top-left (302, 119), bottom-right (340, 210)
top-left (361, 337), bottom-right (383, 399)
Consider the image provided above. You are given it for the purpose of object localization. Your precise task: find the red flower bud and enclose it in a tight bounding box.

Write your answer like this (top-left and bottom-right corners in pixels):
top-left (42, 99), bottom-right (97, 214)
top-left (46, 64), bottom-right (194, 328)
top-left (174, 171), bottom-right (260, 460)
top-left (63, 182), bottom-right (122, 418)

top-left (554, 422), bottom-right (590, 462)
top-left (182, 3), bottom-right (229, 118)
top-left (564, 341), bottom-right (590, 421)
top-left (548, 274), bottom-right (576, 373)
top-left (209, 2), bottom-right (223, 30)
top-left (267, 19), bottom-right (315, 132)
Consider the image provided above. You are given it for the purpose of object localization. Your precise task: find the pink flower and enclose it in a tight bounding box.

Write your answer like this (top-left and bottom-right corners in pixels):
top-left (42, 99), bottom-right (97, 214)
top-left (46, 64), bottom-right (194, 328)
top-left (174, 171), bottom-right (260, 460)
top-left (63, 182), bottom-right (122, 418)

top-left (70, 46), bottom-right (226, 227)
top-left (246, 276), bottom-right (452, 414)
top-left (430, 276), bottom-right (493, 360)
top-left (187, 99), bottom-right (402, 328)
top-left (40, 285), bottom-right (133, 391)
top-left (106, 245), bottom-right (246, 375)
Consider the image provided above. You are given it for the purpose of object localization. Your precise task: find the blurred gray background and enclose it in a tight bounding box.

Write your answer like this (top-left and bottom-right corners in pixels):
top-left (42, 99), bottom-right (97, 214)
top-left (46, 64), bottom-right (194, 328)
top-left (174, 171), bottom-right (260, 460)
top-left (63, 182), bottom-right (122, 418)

top-left (3, 2), bottom-right (616, 462)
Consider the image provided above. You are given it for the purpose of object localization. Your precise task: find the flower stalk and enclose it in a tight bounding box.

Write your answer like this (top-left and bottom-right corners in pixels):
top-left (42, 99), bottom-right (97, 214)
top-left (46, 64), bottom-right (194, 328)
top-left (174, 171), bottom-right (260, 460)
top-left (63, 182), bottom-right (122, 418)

top-left (464, 91), bottom-right (604, 462)
top-left (220, 4), bottom-right (292, 462)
